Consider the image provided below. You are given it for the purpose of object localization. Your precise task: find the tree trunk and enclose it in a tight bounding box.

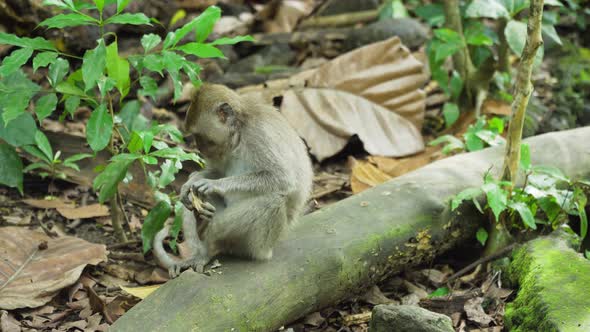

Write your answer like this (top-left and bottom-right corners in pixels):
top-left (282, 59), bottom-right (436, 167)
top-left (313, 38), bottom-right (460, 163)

top-left (111, 127), bottom-right (590, 332)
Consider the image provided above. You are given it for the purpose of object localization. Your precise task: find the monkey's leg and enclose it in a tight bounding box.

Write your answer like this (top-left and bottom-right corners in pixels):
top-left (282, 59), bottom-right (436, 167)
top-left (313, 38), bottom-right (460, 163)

top-left (205, 194), bottom-right (288, 260)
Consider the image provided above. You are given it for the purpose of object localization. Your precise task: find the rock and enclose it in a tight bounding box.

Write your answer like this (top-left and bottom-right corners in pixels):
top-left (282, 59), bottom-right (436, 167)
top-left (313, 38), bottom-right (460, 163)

top-left (370, 304), bottom-right (454, 332)
top-left (505, 228), bottom-right (590, 331)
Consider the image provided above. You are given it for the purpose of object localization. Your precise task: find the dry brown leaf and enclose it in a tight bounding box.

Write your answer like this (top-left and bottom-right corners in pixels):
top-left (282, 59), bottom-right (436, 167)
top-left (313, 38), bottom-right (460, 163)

top-left (0, 310), bottom-right (21, 332)
top-left (261, 0), bottom-right (316, 33)
top-left (349, 157), bottom-right (392, 194)
top-left (368, 145), bottom-right (442, 178)
top-left (120, 285), bottom-right (161, 300)
top-left (0, 227), bottom-right (107, 310)
top-left (483, 99), bottom-right (512, 116)
top-left (22, 198), bottom-right (75, 209)
top-left (56, 204), bottom-right (110, 220)
top-left (464, 297), bottom-right (494, 326)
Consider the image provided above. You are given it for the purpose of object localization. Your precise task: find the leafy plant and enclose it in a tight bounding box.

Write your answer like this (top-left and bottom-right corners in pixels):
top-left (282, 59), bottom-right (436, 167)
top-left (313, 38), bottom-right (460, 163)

top-left (0, 0), bottom-right (253, 246)
top-left (428, 116), bottom-right (506, 154)
top-left (452, 144), bottom-right (589, 246)
top-left (418, 1), bottom-right (564, 123)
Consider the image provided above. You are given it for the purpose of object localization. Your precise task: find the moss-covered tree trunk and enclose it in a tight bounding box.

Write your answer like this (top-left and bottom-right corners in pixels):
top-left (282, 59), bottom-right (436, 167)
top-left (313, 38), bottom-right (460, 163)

top-left (112, 128), bottom-right (590, 332)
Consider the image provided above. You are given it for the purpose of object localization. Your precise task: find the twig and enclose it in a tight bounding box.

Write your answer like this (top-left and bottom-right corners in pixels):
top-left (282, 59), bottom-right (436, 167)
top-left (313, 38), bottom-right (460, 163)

top-left (298, 10), bottom-right (378, 29)
top-left (445, 243), bottom-right (518, 282)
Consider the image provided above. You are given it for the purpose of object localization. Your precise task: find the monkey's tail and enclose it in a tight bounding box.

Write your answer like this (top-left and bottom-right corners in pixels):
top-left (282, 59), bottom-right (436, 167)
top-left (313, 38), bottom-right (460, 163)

top-left (153, 225), bottom-right (182, 270)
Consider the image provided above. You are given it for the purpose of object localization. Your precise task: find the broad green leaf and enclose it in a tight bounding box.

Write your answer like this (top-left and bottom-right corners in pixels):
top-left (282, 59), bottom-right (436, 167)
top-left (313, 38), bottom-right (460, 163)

top-left (0, 110), bottom-right (37, 147)
top-left (126, 131), bottom-right (143, 153)
top-left (34, 131), bottom-right (53, 161)
top-left (210, 35), bottom-right (255, 45)
top-left (449, 71), bottom-right (463, 101)
top-left (169, 71), bottom-right (183, 102)
top-left (177, 43), bottom-right (225, 58)
top-left (520, 143), bottom-right (531, 171)
top-left (139, 76), bottom-right (158, 101)
top-left (482, 182), bottom-right (508, 221)
top-left (151, 124), bottom-right (183, 143)
top-left (158, 159), bottom-right (178, 188)
top-left (165, 6), bottom-right (221, 48)
top-left (110, 153), bottom-right (142, 162)
top-left (82, 40), bottom-right (106, 91)
top-left (42, 0), bottom-right (70, 9)
top-left (94, 0), bottom-right (105, 12)
top-left (464, 132), bottom-right (484, 151)
top-left (509, 201), bottom-right (537, 229)
top-left (414, 4), bottom-right (445, 26)
top-left (118, 100), bottom-right (141, 133)
top-left (106, 41), bottom-right (131, 99)
top-left (0, 48), bottom-right (34, 77)
top-left (40, 13), bottom-right (98, 29)
top-left (48, 58), bottom-right (70, 86)
top-left (64, 96), bottom-right (81, 118)
top-left (161, 51), bottom-right (185, 73)
top-left (500, 0), bottom-right (529, 16)
top-left (142, 200), bottom-right (172, 253)
top-left (466, 0), bottom-right (510, 19)
top-left (428, 134), bottom-right (464, 155)
top-left (34, 93), bottom-right (58, 123)
top-left (116, 0), bottom-right (130, 13)
top-left (542, 24), bottom-right (562, 46)
top-left (141, 131), bottom-right (154, 153)
top-left (465, 23), bottom-right (494, 46)
top-left (33, 52), bottom-right (58, 72)
top-left (476, 227), bottom-right (488, 246)
top-left (577, 203), bottom-right (587, 239)
top-left (64, 153), bottom-right (92, 164)
top-left (105, 13), bottom-right (151, 25)
top-left (544, 0), bottom-right (563, 6)
top-left (443, 103), bottom-right (460, 128)
top-left (93, 158), bottom-right (134, 203)
top-left (86, 104), bottom-right (113, 151)
top-left (23, 162), bottom-right (51, 172)
top-left (96, 76), bottom-right (117, 97)
top-left (0, 71), bottom-right (40, 124)
top-left (169, 9), bottom-right (186, 28)
top-left (56, 81), bottom-right (86, 97)
top-left (141, 34), bottom-right (161, 53)
top-left (475, 130), bottom-right (505, 146)
top-left (183, 62), bottom-right (201, 84)
top-left (487, 117), bottom-right (505, 134)
top-left (142, 54), bottom-right (165, 75)
top-left (0, 144), bottom-right (23, 193)
top-left (451, 187), bottom-right (483, 210)
top-left (0, 32), bottom-right (56, 51)
top-left (22, 145), bottom-right (50, 163)
top-left (531, 165), bottom-right (568, 183)
top-left (505, 20), bottom-right (544, 66)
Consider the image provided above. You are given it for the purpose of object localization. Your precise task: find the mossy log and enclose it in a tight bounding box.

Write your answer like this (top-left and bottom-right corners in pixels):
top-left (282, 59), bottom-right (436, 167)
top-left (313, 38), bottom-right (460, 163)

top-left (112, 127), bottom-right (590, 332)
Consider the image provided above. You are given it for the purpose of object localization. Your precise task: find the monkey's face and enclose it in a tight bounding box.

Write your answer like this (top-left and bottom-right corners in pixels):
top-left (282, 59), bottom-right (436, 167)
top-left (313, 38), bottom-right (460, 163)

top-left (185, 84), bottom-right (239, 160)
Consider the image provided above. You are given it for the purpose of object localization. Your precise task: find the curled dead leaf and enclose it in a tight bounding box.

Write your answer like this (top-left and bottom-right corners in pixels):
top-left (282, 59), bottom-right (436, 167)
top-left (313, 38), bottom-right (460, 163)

top-left (0, 227), bottom-right (107, 310)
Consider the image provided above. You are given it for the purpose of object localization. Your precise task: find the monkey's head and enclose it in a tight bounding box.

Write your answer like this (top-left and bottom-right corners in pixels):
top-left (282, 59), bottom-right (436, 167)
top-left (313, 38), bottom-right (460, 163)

top-left (184, 84), bottom-right (242, 160)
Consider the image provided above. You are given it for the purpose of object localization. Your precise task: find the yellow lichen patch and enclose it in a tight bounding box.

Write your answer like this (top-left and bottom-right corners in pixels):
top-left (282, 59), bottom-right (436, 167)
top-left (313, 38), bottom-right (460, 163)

top-left (416, 229), bottom-right (432, 251)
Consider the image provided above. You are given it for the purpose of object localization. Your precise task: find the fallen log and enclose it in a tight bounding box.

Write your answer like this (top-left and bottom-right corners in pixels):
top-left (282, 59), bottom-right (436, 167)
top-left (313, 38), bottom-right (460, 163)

top-left (112, 127), bottom-right (590, 332)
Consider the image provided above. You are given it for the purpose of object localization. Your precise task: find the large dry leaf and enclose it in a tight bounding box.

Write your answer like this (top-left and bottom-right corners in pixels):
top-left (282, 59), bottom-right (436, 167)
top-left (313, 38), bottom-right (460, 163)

top-left (0, 227), bottom-right (107, 310)
top-left (56, 204), bottom-right (110, 220)
top-left (349, 157), bottom-right (392, 194)
top-left (22, 198), bottom-right (75, 209)
top-left (260, 0), bottom-right (316, 33)
top-left (282, 88), bottom-right (424, 161)
top-left (240, 37), bottom-right (427, 161)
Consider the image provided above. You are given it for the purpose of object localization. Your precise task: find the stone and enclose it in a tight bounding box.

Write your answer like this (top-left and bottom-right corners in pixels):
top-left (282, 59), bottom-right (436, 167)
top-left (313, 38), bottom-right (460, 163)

top-left (370, 304), bottom-right (454, 332)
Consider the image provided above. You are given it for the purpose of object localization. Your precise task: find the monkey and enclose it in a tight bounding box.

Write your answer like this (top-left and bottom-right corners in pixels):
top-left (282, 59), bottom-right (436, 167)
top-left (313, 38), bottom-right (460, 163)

top-left (153, 83), bottom-right (313, 278)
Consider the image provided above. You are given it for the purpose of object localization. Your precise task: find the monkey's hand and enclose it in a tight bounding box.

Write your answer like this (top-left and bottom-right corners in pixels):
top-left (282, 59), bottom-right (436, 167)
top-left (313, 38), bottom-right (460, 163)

top-left (192, 178), bottom-right (224, 196)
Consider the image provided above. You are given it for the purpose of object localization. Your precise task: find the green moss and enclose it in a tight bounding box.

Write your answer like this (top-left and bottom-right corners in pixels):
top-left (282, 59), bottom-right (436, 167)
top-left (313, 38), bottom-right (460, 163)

top-left (505, 233), bottom-right (590, 331)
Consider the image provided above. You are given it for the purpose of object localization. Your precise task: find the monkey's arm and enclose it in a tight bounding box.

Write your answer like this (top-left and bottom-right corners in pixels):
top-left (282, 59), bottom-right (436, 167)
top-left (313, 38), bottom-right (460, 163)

top-left (193, 171), bottom-right (289, 195)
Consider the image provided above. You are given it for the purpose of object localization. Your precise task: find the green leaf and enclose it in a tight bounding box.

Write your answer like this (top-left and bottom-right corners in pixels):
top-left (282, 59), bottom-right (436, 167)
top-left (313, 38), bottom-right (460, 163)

top-left (105, 13), bottom-right (152, 25)
top-left (48, 58), bottom-right (70, 87)
top-left (428, 134), bottom-right (464, 155)
top-left (142, 54), bottom-right (165, 75)
top-left (542, 24), bottom-right (562, 46)
top-left (475, 130), bottom-right (505, 147)
top-left (23, 162), bottom-right (51, 172)
top-left (158, 159), bottom-right (178, 188)
top-left (0, 143), bottom-right (23, 193)
top-left (169, 201), bottom-right (184, 251)
top-left (476, 227), bottom-right (488, 246)
top-left (56, 81), bottom-right (86, 97)
top-left (42, 0), bottom-right (71, 9)
top-left (452, 187), bottom-right (483, 211)
top-left (40, 13), bottom-right (98, 29)
top-left (177, 42), bottom-right (225, 58)
top-left (0, 110), bottom-right (37, 147)
top-left (0, 48), bottom-right (34, 77)
top-left (182, 62), bottom-right (201, 85)
top-left (22, 145), bottom-right (50, 163)
top-left (442, 103), bottom-right (460, 128)
top-left (141, 131), bottom-right (154, 153)
top-left (141, 34), bottom-right (162, 53)
top-left (169, 9), bottom-right (186, 28)
top-left (141, 200), bottom-right (172, 253)
top-left (96, 76), bottom-right (117, 97)
top-left (210, 35), bottom-right (255, 45)
top-left (86, 104), bottom-right (113, 152)
top-left (483, 182), bottom-right (508, 221)
top-left (428, 287), bottom-right (450, 298)
top-left (544, 0), bottom-right (563, 6)
top-left (34, 93), bottom-right (58, 123)
top-left (82, 39), bottom-right (107, 91)
top-left (64, 96), bottom-right (81, 118)
top-left (64, 153), bottom-right (92, 164)
top-left (106, 41), bottom-right (131, 99)
top-left (126, 131), bottom-right (143, 153)
top-left (94, 0), bottom-right (105, 12)
top-left (33, 52), bottom-right (58, 72)
top-left (520, 143), bottom-right (531, 171)
top-left (500, 0), bottom-right (529, 16)
top-left (116, 0), bottom-right (130, 13)
top-left (169, 71), bottom-right (183, 102)
top-left (578, 204), bottom-right (588, 239)
top-left (93, 159), bottom-right (134, 203)
top-left (139, 76), bottom-right (158, 101)
top-left (505, 20), bottom-right (544, 66)
top-left (531, 165), bottom-right (569, 183)
top-left (165, 6), bottom-right (221, 48)
top-left (449, 71), bottom-right (463, 101)
top-left (487, 117), bottom-right (505, 134)
top-left (466, 0), bottom-right (510, 19)
top-left (465, 23), bottom-right (494, 46)
top-left (0, 32), bottom-right (56, 51)
top-left (34, 131), bottom-right (53, 161)
top-left (0, 71), bottom-right (40, 125)
top-left (161, 51), bottom-right (185, 73)
top-left (509, 201), bottom-right (537, 229)
top-left (464, 132), bottom-right (484, 151)
top-left (414, 4), bottom-right (445, 27)
top-left (151, 124), bottom-right (183, 143)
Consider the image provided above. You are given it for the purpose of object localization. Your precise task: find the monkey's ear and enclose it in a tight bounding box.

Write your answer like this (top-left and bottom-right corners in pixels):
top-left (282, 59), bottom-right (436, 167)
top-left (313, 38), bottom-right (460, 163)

top-left (216, 102), bottom-right (235, 124)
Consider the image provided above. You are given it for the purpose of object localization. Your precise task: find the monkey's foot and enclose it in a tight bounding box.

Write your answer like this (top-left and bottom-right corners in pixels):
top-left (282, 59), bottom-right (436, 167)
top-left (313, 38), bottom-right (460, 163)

top-left (167, 255), bottom-right (211, 278)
